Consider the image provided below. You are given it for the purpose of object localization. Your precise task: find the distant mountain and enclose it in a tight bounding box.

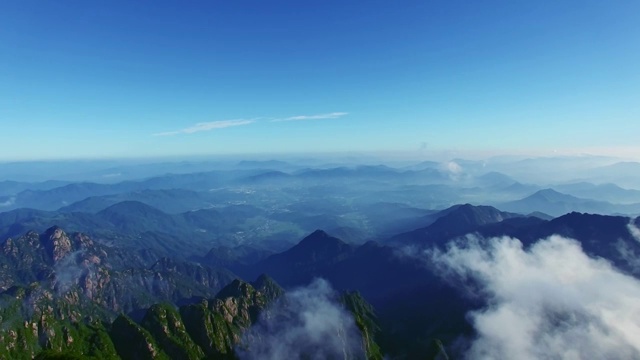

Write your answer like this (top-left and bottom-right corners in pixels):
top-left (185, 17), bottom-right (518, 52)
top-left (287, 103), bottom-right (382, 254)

top-left (0, 180), bottom-right (71, 196)
top-left (241, 170), bottom-right (294, 184)
top-left (139, 168), bottom-right (289, 191)
top-left (473, 172), bottom-right (541, 201)
top-left (402, 160), bottom-right (440, 171)
top-left (57, 195), bottom-right (123, 213)
top-left (235, 159), bottom-right (299, 171)
top-left (8, 182), bottom-right (141, 211)
top-left (588, 162), bottom-right (640, 188)
top-left (475, 171), bottom-right (517, 187)
top-left (295, 165), bottom-right (397, 179)
top-left (527, 211), bottom-right (554, 220)
top-left (253, 230), bottom-right (354, 286)
top-left (353, 202), bottom-right (437, 238)
top-left (0, 169), bottom-right (268, 211)
top-left (0, 159), bottom-right (253, 183)
top-left (502, 181), bottom-right (541, 196)
top-left (0, 201), bottom-right (300, 258)
top-left (487, 155), bottom-right (618, 184)
top-left (59, 189), bottom-right (218, 214)
top-left (429, 203), bottom-right (519, 231)
top-left (553, 182), bottom-right (640, 204)
top-left (98, 201), bottom-right (177, 227)
top-left (290, 165), bottom-right (452, 185)
top-left (389, 204), bottom-right (522, 245)
top-left (499, 188), bottom-right (640, 216)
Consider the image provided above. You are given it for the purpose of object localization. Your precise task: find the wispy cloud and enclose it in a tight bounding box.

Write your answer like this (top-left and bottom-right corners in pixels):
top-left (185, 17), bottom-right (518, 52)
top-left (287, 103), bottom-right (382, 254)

top-left (154, 112), bottom-right (347, 136)
top-left (237, 278), bottom-right (365, 360)
top-left (153, 119), bottom-right (255, 136)
top-left (0, 196), bottom-right (15, 207)
top-left (271, 112), bottom-right (348, 122)
top-left (628, 218), bottom-right (640, 243)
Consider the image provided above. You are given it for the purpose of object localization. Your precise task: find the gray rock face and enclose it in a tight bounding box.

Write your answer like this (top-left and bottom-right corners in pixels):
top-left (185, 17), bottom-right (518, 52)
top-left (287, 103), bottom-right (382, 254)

top-left (44, 227), bottom-right (73, 262)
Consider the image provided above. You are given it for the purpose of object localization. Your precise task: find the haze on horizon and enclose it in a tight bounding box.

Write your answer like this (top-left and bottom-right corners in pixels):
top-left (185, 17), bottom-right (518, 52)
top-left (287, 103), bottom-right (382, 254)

top-left (1, 1), bottom-right (639, 161)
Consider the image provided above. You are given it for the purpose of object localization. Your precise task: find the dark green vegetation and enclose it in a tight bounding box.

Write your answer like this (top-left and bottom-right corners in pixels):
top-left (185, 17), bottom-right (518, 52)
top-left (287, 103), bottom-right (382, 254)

top-left (0, 226), bottom-right (387, 359)
top-left (341, 292), bottom-right (384, 360)
top-left (0, 260), bottom-right (383, 360)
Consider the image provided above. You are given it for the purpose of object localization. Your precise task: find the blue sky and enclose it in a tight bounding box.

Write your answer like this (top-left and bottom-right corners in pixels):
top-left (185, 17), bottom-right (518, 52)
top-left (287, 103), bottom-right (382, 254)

top-left (1, 0), bottom-right (639, 161)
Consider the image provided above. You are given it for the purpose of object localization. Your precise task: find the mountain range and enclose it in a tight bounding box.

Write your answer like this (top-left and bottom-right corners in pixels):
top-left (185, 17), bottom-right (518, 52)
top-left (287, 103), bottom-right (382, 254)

top-left (2, 201), bottom-right (640, 358)
top-left (498, 188), bottom-right (640, 216)
top-left (0, 227), bottom-right (387, 359)
top-left (2, 158), bottom-right (640, 358)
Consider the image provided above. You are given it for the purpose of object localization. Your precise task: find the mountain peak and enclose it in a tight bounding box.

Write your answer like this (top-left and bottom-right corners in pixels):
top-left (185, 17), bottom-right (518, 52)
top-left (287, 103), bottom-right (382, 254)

top-left (529, 188), bottom-right (572, 201)
top-left (252, 230), bottom-right (354, 285)
top-left (447, 203), bottom-right (506, 219)
top-left (454, 203), bottom-right (476, 212)
top-left (42, 225), bottom-right (73, 261)
top-left (253, 273), bottom-right (276, 287)
top-left (44, 225), bottom-right (65, 239)
top-left (296, 230), bottom-right (349, 250)
top-left (476, 171), bottom-right (515, 186)
top-left (305, 229), bottom-right (331, 240)
top-left (427, 204), bottom-right (518, 234)
top-left (251, 274), bottom-right (284, 302)
top-left (215, 279), bottom-right (256, 300)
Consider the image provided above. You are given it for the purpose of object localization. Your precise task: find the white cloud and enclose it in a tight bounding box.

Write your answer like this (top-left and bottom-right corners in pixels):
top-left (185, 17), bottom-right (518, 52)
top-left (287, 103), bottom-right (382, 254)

top-left (271, 112), bottom-right (348, 122)
top-left (237, 278), bottom-right (365, 360)
top-left (428, 234), bottom-right (640, 360)
top-left (615, 239), bottom-right (640, 272)
top-left (0, 197), bottom-right (15, 207)
top-left (153, 119), bottom-right (255, 136)
top-left (439, 160), bottom-right (464, 181)
top-left (53, 250), bottom-right (91, 295)
top-left (446, 161), bottom-right (463, 174)
top-left (628, 218), bottom-right (640, 243)
top-left (153, 112), bottom-right (346, 136)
